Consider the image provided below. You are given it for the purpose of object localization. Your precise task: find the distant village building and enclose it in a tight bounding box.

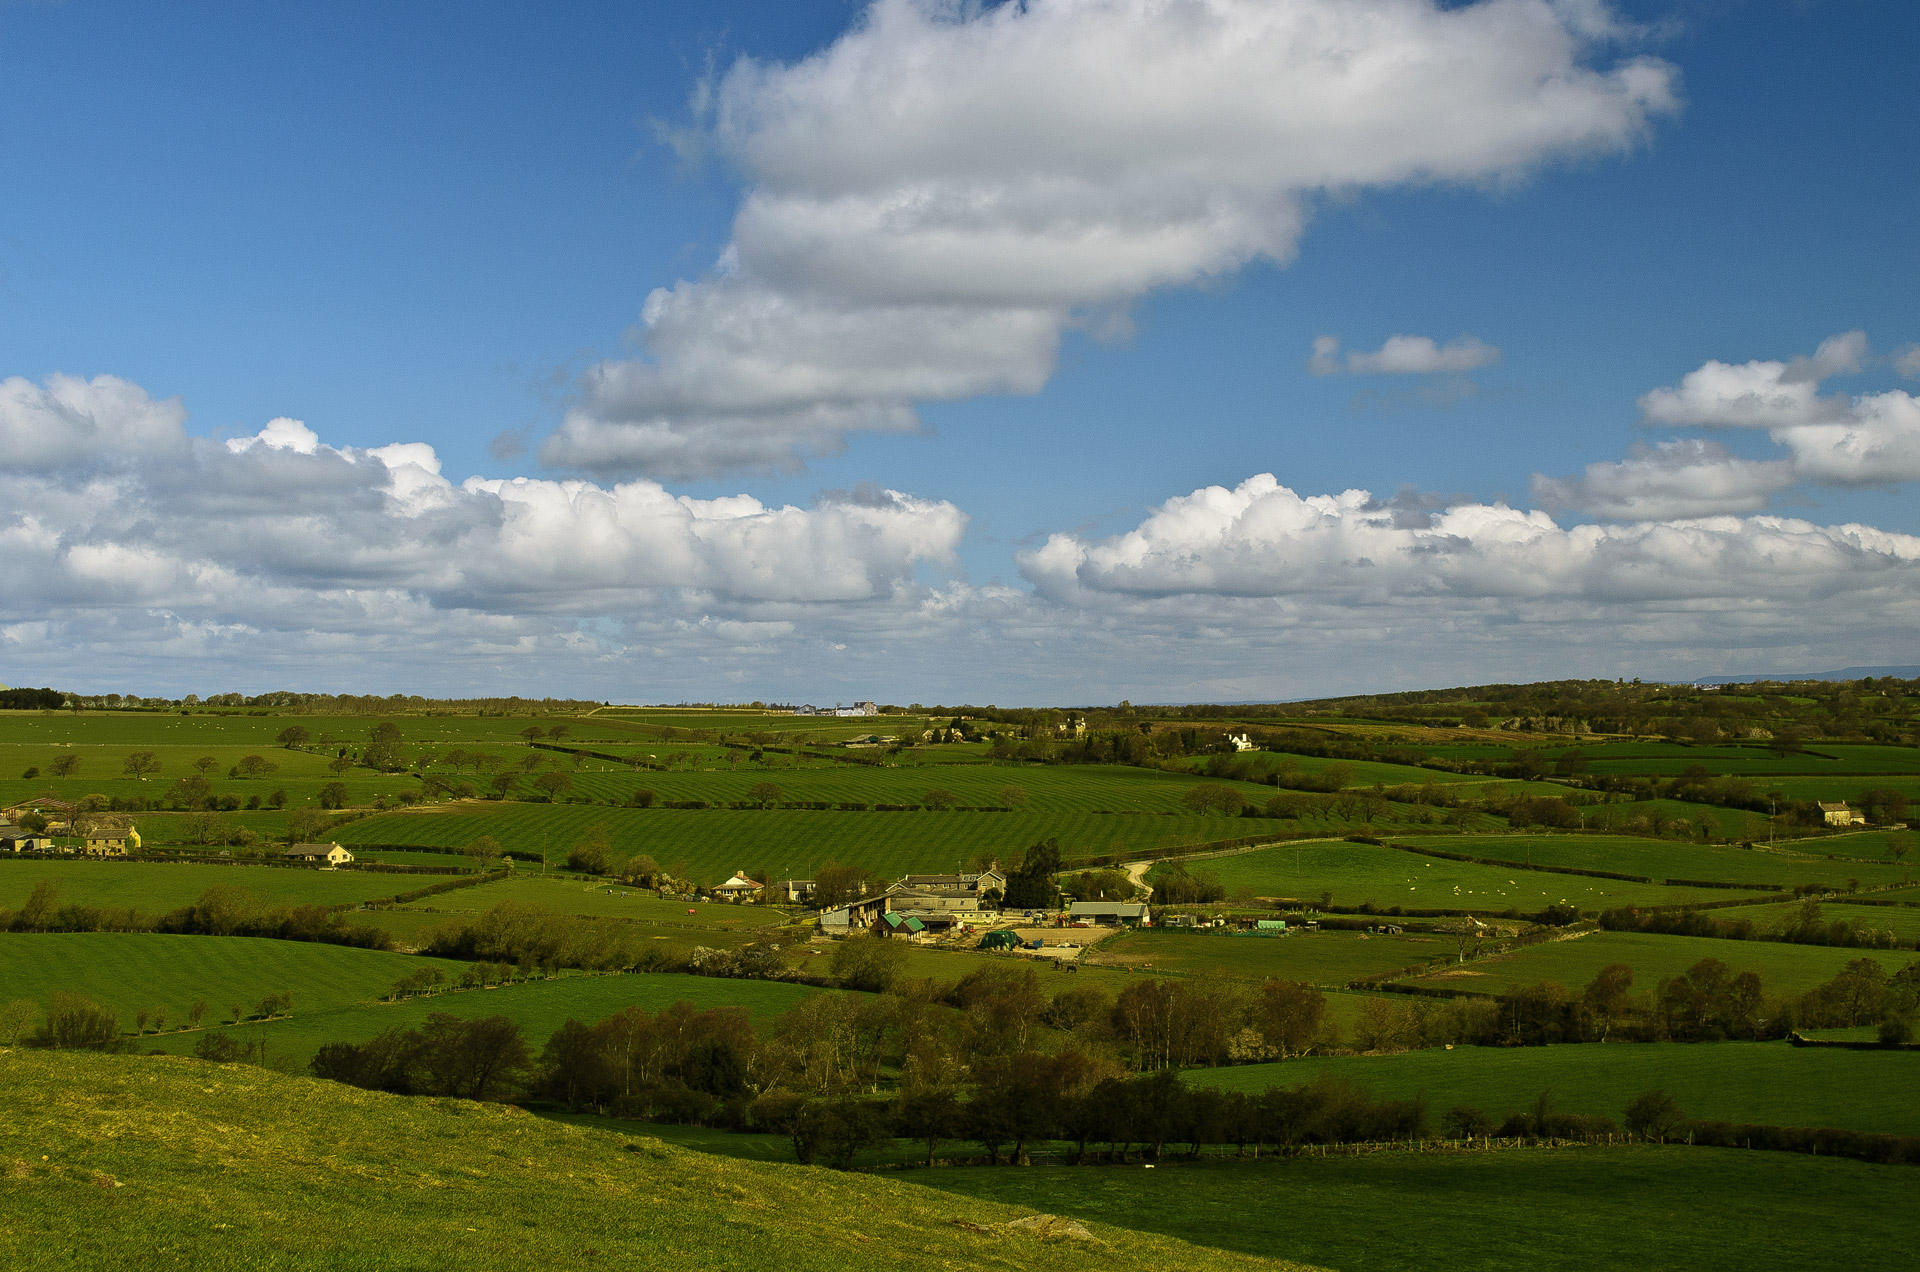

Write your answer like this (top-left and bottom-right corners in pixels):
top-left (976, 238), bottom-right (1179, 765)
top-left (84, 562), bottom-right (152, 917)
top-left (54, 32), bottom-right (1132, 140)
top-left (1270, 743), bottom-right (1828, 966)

top-left (778, 879), bottom-right (816, 904)
top-left (1229, 732), bottom-right (1256, 752)
top-left (1819, 802), bottom-right (1866, 828)
top-left (710, 870), bottom-right (764, 902)
top-left (0, 823), bottom-right (52, 853)
top-left (835, 701), bottom-right (880, 717)
top-left (819, 894), bottom-right (890, 932)
top-left (287, 842), bottom-right (355, 867)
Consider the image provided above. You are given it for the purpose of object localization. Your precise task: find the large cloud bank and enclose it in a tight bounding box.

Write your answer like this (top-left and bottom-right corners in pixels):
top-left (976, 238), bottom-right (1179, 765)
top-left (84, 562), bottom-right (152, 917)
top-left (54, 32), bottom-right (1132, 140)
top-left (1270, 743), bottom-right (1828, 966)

top-left (543, 0), bottom-right (1678, 479)
top-left (0, 374), bottom-right (965, 684)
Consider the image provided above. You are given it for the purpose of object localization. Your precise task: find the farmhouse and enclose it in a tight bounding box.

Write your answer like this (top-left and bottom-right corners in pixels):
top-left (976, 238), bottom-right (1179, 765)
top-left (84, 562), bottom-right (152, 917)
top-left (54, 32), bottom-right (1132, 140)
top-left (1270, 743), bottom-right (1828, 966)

top-left (1229, 732), bottom-right (1256, 752)
top-left (819, 893), bottom-right (890, 932)
top-left (287, 842), bottom-right (354, 867)
top-left (777, 878), bottom-right (816, 904)
top-left (1819, 802), bottom-right (1866, 828)
top-left (835, 701), bottom-right (880, 717)
top-left (711, 871), bottom-right (764, 902)
top-left (83, 822), bottom-right (140, 858)
top-left (886, 866), bottom-right (1006, 912)
top-left (1069, 901), bottom-right (1150, 927)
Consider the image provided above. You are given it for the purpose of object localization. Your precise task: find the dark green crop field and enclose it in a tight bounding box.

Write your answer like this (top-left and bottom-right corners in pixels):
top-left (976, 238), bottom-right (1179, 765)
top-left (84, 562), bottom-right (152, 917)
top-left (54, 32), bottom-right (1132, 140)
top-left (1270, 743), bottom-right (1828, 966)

top-left (917, 1147), bottom-right (1917, 1272)
top-left (0, 932), bottom-right (467, 1025)
top-left (0, 859), bottom-right (418, 913)
top-left (1406, 930), bottom-right (1908, 998)
top-left (1187, 1040), bottom-right (1920, 1137)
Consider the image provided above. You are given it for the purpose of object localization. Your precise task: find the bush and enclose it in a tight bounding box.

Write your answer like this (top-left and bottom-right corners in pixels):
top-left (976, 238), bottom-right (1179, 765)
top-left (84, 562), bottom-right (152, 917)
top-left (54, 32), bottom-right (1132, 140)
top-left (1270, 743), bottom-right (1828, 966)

top-left (32, 993), bottom-right (124, 1051)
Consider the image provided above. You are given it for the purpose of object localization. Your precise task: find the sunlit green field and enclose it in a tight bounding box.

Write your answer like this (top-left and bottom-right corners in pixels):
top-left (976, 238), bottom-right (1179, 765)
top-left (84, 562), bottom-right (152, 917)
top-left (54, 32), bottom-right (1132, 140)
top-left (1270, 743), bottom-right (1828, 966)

top-left (330, 803), bottom-right (1280, 879)
top-left (0, 858), bottom-right (422, 913)
top-left (1197, 840), bottom-right (1754, 910)
top-left (1397, 833), bottom-right (1911, 890)
top-left (1088, 927), bottom-right (1456, 986)
top-left (1404, 930), bottom-right (1908, 998)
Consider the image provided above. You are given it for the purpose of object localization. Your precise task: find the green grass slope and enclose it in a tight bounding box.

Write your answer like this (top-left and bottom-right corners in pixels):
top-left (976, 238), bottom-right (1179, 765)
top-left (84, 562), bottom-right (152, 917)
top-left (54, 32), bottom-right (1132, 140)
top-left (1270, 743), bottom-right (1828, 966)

top-left (0, 860), bottom-right (416, 913)
top-left (0, 1050), bottom-right (1298, 1272)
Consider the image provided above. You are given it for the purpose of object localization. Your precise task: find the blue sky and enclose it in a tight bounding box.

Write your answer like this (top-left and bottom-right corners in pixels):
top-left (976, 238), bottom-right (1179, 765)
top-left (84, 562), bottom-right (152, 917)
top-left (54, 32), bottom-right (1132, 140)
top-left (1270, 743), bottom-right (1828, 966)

top-left (2, 0), bottom-right (1916, 702)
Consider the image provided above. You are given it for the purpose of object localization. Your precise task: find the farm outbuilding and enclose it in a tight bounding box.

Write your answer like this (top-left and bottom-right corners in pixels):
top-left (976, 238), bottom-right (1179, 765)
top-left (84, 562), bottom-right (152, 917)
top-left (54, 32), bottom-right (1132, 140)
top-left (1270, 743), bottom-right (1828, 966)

top-left (1068, 901), bottom-right (1150, 927)
top-left (978, 929), bottom-right (1022, 951)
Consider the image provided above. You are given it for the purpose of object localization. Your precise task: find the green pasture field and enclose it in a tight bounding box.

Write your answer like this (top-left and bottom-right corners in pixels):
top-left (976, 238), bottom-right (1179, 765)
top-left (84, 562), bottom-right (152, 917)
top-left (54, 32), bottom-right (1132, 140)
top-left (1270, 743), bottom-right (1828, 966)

top-left (0, 931), bottom-right (468, 1026)
top-left (1770, 830), bottom-right (1920, 863)
top-left (1217, 752), bottom-right (1484, 787)
top-left (1704, 898), bottom-right (1920, 941)
top-left (919, 1146), bottom-right (1917, 1272)
top-left (0, 858), bottom-right (422, 914)
top-left (1194, 840), bottom-right (1749, 911)
top-left (1407, 930), bottom-right (1910, 998)
top-left (1569, 741), bottom-right (1920, 777)
top-left (1577, 798), bottom-right (1762, 839)
top-left (1086, 928), bottom-right (1456, 987)
top-left (1189, 1040), bottom-right (1920, 1137)
top-left (145, 970), bottom-right (832, 1067)
top-left (0, 1052), bottom-right (1267, 1272)
top-left (552, 761), bottom-right (1288, 815)
top-left (393, 874), bottom-right (794, 930)
top-left (328, 803), bottom-right (1295, 880)
top-left (1396, 833), bottom-right (1911, 890)
top-left (1761, 775), bottom-right (1920, 803)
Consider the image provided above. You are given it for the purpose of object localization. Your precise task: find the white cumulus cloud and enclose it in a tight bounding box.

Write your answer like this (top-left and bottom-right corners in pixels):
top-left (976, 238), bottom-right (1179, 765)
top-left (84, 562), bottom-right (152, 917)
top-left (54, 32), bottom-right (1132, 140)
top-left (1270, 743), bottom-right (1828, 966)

top-left (545, 0), bottom-right (1677, 478)
top-left (1531, 439), bottom-right (1792, 521)
top-left (1309, 334), bottom-right (1502, 376)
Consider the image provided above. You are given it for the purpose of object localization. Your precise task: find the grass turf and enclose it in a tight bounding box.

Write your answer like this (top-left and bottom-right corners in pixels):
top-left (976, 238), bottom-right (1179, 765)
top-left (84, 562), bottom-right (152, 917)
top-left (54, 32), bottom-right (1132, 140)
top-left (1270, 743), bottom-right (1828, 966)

top-left (0, 1049), bottom-right (1294, 1272)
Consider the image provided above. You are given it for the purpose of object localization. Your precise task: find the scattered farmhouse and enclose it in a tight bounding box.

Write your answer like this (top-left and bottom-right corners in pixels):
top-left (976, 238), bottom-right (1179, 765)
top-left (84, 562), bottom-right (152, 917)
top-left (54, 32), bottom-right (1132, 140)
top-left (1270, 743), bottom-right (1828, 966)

top-left (794, 701), bottom-right (880, 717)
top-left (1819, 802), bottom-right (1867, 828)
top-left (1229, 732), bottom-right (1256, 752)
top-left (287, 842), bottom-right (355, 867)
top-left (82, 822), bottom-right (140, 858)
top-left (777, 878), bottom-right (816, 904)
top-left (711, 871), bottom-right (764, 902)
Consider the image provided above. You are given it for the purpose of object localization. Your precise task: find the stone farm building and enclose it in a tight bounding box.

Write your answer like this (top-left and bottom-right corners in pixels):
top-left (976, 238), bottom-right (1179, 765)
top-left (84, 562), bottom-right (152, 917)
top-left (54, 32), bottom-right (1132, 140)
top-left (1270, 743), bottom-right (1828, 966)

top-left (1819, 802), bottom-right (1866, 828)
top-left (83, 822), bottom-right (140, 858)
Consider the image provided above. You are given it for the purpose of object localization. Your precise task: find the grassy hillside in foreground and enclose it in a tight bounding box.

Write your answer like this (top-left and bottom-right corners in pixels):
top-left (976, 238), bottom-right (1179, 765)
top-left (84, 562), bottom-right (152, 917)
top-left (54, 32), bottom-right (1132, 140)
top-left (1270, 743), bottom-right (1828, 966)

top-left (0, 1051), bottom-right (1299, 1272)
top-left (0, 859), bottom-right (420, 914)
top-left (916, 1149), bottom-right (1918, 1272)
top-left (1187, 1041), bottom-right (1920, 1137)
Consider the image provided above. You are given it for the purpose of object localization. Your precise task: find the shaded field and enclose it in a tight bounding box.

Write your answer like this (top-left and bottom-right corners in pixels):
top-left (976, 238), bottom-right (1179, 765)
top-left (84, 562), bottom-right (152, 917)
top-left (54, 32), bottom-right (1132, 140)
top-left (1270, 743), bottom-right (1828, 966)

top-left (397, 874), bottom-right (794, 929)
top-left (1572, 741), bottom-right (1920, 777)
top-left (1188, 1041), bottom-right (1920, 1137)
top-left (1396, 833), bottom-right (1912, 890)
top-left (0, 859), bottom-right (421, 913)
top-left (1701, 899), bottom-right (1920, 942)
top-left (0, 932), bottom-right (467, 1025)
top-left (143, 971), bottom-right (832, 1067)
top-left (550, 761), bottom-right (1286, 815)
top-left (1407, 931), bottom-right (1907, 998)
top-left (1087, 928), bottom-right (1455, 987)
top-left (917, 1146), bottom-right (1918, 1272)
top-left (1198, 840), bottom-right (1747, 911)
top-left (0, 1051), bottom-right (1272, 1272)
top-left (329, 804), bottom-right (1275, 878)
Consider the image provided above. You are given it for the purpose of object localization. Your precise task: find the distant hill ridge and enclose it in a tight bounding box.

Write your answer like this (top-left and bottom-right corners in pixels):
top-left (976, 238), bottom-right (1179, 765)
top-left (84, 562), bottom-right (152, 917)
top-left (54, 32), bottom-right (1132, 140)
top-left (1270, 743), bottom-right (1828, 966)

top-left (1694, 666), bottom-right (1920, 686)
